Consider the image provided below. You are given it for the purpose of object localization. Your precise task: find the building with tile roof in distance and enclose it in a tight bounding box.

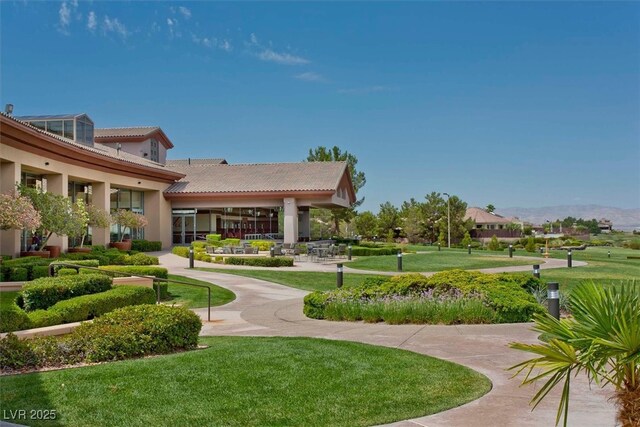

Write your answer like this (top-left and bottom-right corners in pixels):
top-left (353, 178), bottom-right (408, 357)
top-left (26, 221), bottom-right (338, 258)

top-left (464, 207), bottom-right (523, 239)
top-left (0, 111), bottom-right (355, 256)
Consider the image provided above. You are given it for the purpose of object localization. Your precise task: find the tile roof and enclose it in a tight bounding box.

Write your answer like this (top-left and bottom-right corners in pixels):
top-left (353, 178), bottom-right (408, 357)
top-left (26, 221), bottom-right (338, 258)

top-left (164, 161), bottom-right (349, 194)
top-left (1, 113), bottom-right (176, 173)
top-left (166, 158), bottom-right (228, 166)
top-left (465, 207), bottom-right (513, 224)
top-left (95, 127), bottom-right (160, 138)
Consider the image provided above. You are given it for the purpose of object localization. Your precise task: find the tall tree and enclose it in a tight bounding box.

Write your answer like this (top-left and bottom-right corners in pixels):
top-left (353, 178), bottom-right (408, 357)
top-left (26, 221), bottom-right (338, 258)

top-left (486, 204), bottom-right (495, 213)
top-left (377, 202), bottom-right (400, 237)
top-left (353, 211), bottom-right (378, 239)
top-left (306, 146), bottom-right (366, 234)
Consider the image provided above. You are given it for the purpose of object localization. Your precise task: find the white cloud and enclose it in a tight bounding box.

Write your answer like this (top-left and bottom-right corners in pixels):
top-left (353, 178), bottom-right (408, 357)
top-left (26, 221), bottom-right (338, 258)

top-left (178, 6), bottom-right (191, 19)
top-left (87, 11), bottom-right (97, 32)
top-left (294, 72), bottom-right (326, 82)
top-left (258, 49), bottom-right (309, 65)
top-left (58, 1), bottom-right (71, 33)
top-left (250, 33), bottom-right (258, 45)
top-left (219, 39), bottom-right (232, 52)
top-left (103, 15), bottom-right (128, 39)
top-left (338, 86), bottom-right (388, 95)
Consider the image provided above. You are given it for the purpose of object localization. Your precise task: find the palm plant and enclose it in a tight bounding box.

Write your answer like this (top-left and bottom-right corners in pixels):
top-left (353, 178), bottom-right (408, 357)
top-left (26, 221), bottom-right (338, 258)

top-left (509, 281), bottom-right (640, 427)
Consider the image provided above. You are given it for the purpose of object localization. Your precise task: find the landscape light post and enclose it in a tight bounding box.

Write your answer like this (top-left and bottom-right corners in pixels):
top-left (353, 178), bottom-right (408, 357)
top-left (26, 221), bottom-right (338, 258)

top-left (533, 264), bottom-right (540, 279)
top-left (509, 244), bottom-right (513, 258)
top-left (337, 263), bottom-right (343, 288)
top-left (397, 250), bottom-right (403, 272)
top-left (567, 250), bottom-right (572, 268)
top-left (547, 282), bottom-right (560, 320)
top-left (443, 193), bottom-right (451, 248)
top-left (189, 247), bottom-right (194, 269)
top-left (468, 244), bottom-right (471, 255)
top-left (348, 245), bottom-right (352, 261)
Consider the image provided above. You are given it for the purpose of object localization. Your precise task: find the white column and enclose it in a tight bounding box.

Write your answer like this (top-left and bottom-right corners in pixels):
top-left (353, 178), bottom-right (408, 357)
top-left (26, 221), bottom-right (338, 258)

top-left (0, 161), bottom-right (22, 257)
top-left (92, 181), bottom-right (111, 247)
top-left (283, 198), bottom-right (298, 244)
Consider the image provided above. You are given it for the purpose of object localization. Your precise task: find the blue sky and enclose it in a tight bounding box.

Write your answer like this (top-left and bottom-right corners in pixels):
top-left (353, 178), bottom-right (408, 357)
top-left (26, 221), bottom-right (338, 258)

top-left (2, 1), bottom-right (639, 211)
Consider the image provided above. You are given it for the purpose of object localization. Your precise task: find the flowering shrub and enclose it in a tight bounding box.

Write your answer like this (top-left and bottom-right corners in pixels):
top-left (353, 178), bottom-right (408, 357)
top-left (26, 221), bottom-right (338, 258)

top-left (0, 192), bottom-right (41, 231)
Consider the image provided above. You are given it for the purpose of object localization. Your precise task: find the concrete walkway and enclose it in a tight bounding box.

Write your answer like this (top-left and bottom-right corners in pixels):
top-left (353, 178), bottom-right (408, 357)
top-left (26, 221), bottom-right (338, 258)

top-left (158, 252), bottom-right (614, 427)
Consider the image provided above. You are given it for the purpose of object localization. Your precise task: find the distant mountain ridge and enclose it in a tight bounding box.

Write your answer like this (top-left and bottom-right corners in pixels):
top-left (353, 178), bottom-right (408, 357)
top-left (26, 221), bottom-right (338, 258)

top-left (497, 205), bottom-right (640, 231)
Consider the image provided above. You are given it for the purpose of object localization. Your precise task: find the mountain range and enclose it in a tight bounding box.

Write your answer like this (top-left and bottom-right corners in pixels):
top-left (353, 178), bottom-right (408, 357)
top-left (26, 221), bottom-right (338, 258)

top-left (497, 205), bottom-right (640, 231)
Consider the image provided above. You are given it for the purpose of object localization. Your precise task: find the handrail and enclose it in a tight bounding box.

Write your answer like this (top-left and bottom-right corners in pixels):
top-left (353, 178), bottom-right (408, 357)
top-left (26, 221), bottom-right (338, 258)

top-left (48, 262), bottom-right (212, 322)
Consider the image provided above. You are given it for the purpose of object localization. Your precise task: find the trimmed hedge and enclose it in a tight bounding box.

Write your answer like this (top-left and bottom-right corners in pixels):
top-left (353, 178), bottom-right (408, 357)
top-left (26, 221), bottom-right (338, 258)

top-left (20, 274), bottom-right (113, 311)
top-left (1, 304), bottom-right (201, 372)
top-left (1, 257), bottom-right (51, 281)
top-left (29, 285), bottom-right (156, 328)
top-left (250, 240), bottom-right (273, 251)
top-left (206, 234), bottom-right (222, 243)
top-left (224, 257), bottom-right (294, 267)
top-left (51, 259), bottom-right (100, 274)
top-left (350, 246), bottom-right (399, 256)
top-left (172, 246), bottom-right (190, 257)
top-left (0, 303), bottom-right (32, 333)
top-left (131, 240), bottom-right (162, 252)
top-left (93, 266), bottom-right (169, 279)
top-left (304, 270), bottom-right (544, 324)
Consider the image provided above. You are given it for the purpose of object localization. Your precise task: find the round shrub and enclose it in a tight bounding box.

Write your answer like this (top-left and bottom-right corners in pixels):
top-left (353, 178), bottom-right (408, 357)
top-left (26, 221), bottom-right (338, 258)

top-left (124, 253), bottom-right (159, 266)
top-left (0, 304), bottom-right (32, 333)
top-left (71, 304), bottom-right (202, 362)
top-left (21, 274), bottom-right (113, 311)
top-left (172, 246), bottom-right (190, 258)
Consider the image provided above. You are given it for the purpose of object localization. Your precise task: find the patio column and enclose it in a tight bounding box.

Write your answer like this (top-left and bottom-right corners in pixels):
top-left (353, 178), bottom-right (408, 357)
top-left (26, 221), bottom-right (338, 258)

top-left (0, 161), bottom-right (21, 257)
top-left (144, 190), bottom-right (172, 249)
top-left (44, 172), bottom-right (69, 252)
top-left (91, 181), bottom-right (111, 247)
top-left (298, 207), bottom-right (310, 241)
top-left (283, 198), bottom-right (298, 244)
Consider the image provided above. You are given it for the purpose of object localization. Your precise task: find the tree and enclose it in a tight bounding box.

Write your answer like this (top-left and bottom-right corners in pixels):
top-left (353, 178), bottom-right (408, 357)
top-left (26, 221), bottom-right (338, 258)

top-left (461, 231), bottom-right (472, 247)
top-left (68, 203), bottom-right (110, 248)
top-left (111, 210), bottom-right (148, 242)
top-left (0, 192), bottom-right (41, 232)
top-left (401, 204), bottom-right (424, 243)
top-left (66, 199), bottom-right (90, 248)
top-left (377, 202), bottom-right (400, 237)
top-left (353, 211), bottom-right (378, 240)
top-left (486, 204), bottom-right (495, 213)
top-left (487, 235), bottom-right (500, 251)
top-left (510, 282), bottom-right (640, 427)
top-left (421, 192), bottom-right (445, 243)
top-left (19, 186), bottom-right (74, 248)
top-left (447, 195), bottom-right (473, 243)
top-left (306, 146), bottom-right (366, 235)
top-left (525, 236), bottom-right (536, 252)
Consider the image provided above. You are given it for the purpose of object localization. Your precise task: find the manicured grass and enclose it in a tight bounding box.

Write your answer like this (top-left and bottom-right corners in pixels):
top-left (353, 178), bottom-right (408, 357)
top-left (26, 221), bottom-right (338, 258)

top-left (533, 247), bottom-right (640, 292)
top-left (0, 337), bottom-right (491, 427)
top-left (195, 268), bottom-right (387, 292)
top-left (165, 274), bottom-right (235, 308)
top-left (347, 251), bottom-right (533, 272)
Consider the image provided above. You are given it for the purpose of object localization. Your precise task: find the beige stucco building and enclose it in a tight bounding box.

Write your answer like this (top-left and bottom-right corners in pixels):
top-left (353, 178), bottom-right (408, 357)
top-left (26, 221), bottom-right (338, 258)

top-left (0, 112), bottom-right (355, 257)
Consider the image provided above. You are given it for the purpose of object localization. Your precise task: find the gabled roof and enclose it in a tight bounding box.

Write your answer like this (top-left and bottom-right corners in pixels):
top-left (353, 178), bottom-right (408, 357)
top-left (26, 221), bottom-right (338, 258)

top-left (95, 126), bottom-right (174, 149)
top-left (166, 158), bottom-right (228, 166)
top-left (464, 207), bottom-right (513, 225)
top-left (15, 113), bottom-right (92, 122)
top-left (164, 161), bottom-right (353, 199)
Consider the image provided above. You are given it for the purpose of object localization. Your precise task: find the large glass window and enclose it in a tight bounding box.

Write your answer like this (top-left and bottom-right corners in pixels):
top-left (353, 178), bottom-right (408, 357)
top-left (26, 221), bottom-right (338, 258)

top-left (110, 188), bottom-right (145, 241)
top-left (64, 120), bottom-right (74, 139)
top-left (46, 120), bottom-right (63, 137)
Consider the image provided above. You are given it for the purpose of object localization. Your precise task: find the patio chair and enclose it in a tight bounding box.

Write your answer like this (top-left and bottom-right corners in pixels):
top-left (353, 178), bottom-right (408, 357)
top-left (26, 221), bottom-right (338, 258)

top-left (273, 246), bottom-right (283, 256)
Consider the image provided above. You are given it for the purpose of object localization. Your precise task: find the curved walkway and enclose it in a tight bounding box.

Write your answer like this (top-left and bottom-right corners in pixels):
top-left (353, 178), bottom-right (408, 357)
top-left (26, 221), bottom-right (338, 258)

top-left (158, 252), bottom-right (613, 427)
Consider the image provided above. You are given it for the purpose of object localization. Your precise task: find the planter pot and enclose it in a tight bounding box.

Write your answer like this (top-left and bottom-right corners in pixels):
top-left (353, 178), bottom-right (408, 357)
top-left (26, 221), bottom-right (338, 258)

top-left (110, 241), bottom-right (132, 251)
top-left (44, 245), bottom-right (61, 259)
top-left (20, 250), bottom-right (51, 259)
top-left (68, 247), bottom-right (92, 254)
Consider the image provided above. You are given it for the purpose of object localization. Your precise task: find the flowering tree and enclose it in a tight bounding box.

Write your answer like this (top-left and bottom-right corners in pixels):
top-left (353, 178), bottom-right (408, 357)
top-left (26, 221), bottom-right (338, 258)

top-left (0, 192), bottom-right (41, 231)
top-left (66, 199), bottom-right (90, 248)
top-left (83, 204), bottom-right (111, 247)
top-left (19, 186), bottom-right (74, 248)
top-left (111, 210), bottom-right (148, 242)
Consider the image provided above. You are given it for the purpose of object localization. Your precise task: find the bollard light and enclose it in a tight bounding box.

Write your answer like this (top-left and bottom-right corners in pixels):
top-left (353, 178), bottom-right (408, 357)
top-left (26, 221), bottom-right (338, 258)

top-left (270, 246), bottom-right (275, 258)
top-left (608, 251), bottom-right (611, 258)
top-left (189, 248), bottom-right (194, 269)
top-left (547, 282), bottom-right (560, 319)
top-left (509, 244), bottom-right (513, 258)
top-left (397, 251), bottom-right (403, 272)
top-left (533, 264), bottom-right (540, 279)
top-left (348, 245), bottom-right (352, 261)
top-left (337, 263), bottom-right (344, 288)
top-left (438, 243), bottom-right (441, 252)
top-left (468, 244), bottom-right (471, 255)
top-left (567, 250), bottom-right (572, 268)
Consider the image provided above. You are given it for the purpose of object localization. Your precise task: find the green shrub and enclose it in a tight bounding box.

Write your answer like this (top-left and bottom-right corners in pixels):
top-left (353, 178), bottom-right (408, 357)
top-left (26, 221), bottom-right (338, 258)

top-left (28, 309), bottom-right (64, 329)
top-left (224, 257), bottom-right (294, 267)
top-left (41, 285), bottom-right (156, 325)
top-left (303, 292), bottom-right (331, 319)
top-left (124, 253), bottom-right (159, 266)
top-left (131, 240), bottom-right (162, 252)
top-left (21, 274), bottom-right (113, 311)
top-left (57, 268), bottom-right (78, 276)
top-left (153, 283), bottom-right (169, 300)
top-left (0, 333), bottom-right (39, 371)
top-left (350, 246), bottom-right (398, 256)
top-left (250, 240), bottom-right (273, 251)
top-left (206, 234), bottom-right (222, 243)
top-left (70, 304), bottom-right (202, 362)
top-left (191, 241), bottom-right (207, 249)
top-left (96, 266), bottom-right (168, 279)
top-left (525, 236), bottom-right (536, 253)
top-left (51, 259), bottom-right (100, 274)
top-left (8, 267), bottom-right (28, 282)
top-left (31, 265), bottom-right (50, 279)
top-left (195, 252), bottom-right (212, 262)
top-left (172, 246), bottom-right (190, 258)
top-left (221, 238), bottom-right (241, 246)
top-left (0, 304), bottom-right (32, 333)
top-left (487, 235), bottom-right (501, 251)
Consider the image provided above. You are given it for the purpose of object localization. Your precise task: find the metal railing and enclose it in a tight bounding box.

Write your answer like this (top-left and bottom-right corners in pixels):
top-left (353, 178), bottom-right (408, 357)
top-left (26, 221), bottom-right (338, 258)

top-left (48, 263), bottom-right (212, 321)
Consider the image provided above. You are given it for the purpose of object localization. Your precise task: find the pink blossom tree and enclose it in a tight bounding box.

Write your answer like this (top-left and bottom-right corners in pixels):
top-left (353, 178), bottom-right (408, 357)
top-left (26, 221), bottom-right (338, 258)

top-left (0, 192), bottom-right (41, 232)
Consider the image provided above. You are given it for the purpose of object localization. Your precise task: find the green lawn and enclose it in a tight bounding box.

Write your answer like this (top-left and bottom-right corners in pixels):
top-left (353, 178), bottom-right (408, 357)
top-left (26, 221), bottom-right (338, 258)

top-left (195, 268), bottom-right (387, 292)
top-left (346, 251), bottom-right (533, 272)
top-left (0, 337), bottom-right (491, 427)
top-left (165, 274), bottom-right (235, 308)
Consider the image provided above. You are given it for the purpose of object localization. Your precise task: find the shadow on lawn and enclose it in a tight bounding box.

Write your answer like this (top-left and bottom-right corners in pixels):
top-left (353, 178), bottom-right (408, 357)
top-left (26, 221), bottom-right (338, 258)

top-left (1, 370), bottom-right (60, 426)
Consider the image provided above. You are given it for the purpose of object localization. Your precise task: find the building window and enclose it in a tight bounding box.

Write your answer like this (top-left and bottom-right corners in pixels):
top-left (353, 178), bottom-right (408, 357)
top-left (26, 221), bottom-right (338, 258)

top-left (150, 139), bottom-right (159, 162)
top-left (110, 188), bottom-right (145, 241)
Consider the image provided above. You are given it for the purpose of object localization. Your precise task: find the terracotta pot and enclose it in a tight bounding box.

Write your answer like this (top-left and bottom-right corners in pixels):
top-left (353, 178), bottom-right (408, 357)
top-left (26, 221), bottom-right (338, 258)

top-left (110, 241), bottom-right (132, 251)
top-left (20, 250), bottom-right (51, 259)
top-left (68, 247), bottom-right (92, 253)
top-left (44, 245), bottom-right (61, 259)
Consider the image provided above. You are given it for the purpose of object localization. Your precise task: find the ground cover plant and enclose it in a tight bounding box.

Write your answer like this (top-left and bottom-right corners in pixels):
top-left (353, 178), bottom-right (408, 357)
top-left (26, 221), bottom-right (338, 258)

top-left (304, 270), bottom-right (544, 324)
top-left (346, 251), bottom-right (533, 272)
top-left (164, 274), bottom-right (235, 309)
top-left (0, 336), bottom-right (490, 427)
top-left (195, 268), bottom-right (387, 292)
